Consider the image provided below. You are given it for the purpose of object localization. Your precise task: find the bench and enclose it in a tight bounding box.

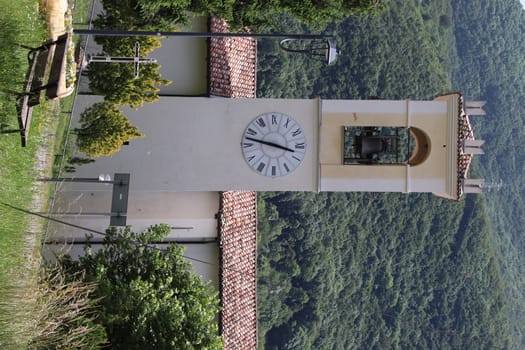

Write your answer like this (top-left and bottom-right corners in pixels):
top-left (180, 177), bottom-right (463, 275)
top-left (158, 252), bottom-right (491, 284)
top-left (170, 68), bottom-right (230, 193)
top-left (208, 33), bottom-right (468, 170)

top-left (16, 33), bottom-right (71, 147)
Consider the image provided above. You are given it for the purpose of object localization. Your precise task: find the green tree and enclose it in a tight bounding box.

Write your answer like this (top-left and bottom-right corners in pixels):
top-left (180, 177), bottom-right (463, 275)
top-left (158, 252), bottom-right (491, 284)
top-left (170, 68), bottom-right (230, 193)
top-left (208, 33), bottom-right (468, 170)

top-left (273, 0), bottom-right (384, 27)
top-left (95, 0), bottom-right (190, 30)
top-left (94, 36), bottom-right (163, 58)
top-left (88, 61), bottom-right (170, 109)
top-left (90, 4), bottom-right (170, 109)
top-left (61, 224), bottom-right (223, 350)
top-left (96, 0), bottom-right (384, 31)
top-left (75, 102), bottom-right (143, 158)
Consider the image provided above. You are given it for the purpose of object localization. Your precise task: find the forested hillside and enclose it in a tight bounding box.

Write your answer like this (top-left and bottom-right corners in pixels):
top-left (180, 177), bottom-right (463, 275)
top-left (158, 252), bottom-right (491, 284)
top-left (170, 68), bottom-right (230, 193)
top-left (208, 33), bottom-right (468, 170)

top-left (258, 193), bottom-right (507, 349)
top-left (451, 0), bottom-right (525, 345)
top-left (256, 0), bottom-right (524, 348)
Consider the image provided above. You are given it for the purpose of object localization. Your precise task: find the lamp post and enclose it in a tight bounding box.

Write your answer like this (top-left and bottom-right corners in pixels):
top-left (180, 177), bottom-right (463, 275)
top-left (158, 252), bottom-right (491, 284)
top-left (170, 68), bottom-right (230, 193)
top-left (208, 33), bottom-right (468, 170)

top-left (73, 29), bottom-right (339, 65)
top-left (279, 37), bottom-right (339, 65)
top-left (40, 174), bottom-right (114, 184)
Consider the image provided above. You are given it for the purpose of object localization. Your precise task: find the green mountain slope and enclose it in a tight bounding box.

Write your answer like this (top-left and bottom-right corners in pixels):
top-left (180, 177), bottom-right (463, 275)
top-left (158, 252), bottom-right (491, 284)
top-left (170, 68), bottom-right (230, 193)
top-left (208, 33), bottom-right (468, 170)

top-left (258, 193), bottom-right (509, 349)
top-left (256, 0), bottom-right (522, 348)
top-left (451, 0), bottom-right (525, 346)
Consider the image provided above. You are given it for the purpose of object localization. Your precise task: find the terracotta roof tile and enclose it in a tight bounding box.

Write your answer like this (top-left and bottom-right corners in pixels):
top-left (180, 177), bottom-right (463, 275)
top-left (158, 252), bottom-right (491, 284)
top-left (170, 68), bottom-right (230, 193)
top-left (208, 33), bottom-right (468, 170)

top-left (219, 191), bottom-right (258, 350)
top-left (209, 17), bottom-right (257, 98)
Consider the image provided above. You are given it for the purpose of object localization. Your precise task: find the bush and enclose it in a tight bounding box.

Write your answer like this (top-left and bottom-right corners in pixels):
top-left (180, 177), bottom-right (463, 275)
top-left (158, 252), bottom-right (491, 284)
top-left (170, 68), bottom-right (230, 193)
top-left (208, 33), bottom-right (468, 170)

top-left (0, 265), bottom-right (108, 350)
top-left (59, 225), bottom-right (223, 350)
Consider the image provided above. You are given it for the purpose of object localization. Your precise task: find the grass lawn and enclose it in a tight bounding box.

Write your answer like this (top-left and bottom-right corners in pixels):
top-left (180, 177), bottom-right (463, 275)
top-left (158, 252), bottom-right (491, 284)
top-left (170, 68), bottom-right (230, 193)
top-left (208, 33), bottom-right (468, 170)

top-left (0, 0), bottom-right (79, 347)
top-left (0, 0), bottom-right (49, 346)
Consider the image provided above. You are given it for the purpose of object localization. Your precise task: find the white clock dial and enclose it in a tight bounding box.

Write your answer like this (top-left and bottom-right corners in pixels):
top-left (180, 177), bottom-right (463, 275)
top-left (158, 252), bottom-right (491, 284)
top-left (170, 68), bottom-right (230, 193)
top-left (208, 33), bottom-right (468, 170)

top-left (242, 112), bottom-right (307, 177)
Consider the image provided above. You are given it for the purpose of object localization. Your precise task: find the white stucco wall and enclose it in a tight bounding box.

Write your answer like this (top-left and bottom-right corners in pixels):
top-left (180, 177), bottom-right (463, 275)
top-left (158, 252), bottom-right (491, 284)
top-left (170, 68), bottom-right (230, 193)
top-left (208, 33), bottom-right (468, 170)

top-left (68, 96), bottom-right (320, 192)
top-left (154, 16), bottom-right (208, 96)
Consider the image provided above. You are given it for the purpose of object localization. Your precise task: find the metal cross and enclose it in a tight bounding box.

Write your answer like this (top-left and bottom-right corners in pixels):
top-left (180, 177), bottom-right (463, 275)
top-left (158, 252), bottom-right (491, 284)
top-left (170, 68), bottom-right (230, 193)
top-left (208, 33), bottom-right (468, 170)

top-left (87, 42), bottom-right (156, 78)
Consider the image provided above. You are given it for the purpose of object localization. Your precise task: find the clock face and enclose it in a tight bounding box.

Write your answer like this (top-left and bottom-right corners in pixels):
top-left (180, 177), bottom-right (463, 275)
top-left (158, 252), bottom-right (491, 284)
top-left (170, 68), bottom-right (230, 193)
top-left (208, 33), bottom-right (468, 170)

top-left (242, 112), bottom-right (307, 177)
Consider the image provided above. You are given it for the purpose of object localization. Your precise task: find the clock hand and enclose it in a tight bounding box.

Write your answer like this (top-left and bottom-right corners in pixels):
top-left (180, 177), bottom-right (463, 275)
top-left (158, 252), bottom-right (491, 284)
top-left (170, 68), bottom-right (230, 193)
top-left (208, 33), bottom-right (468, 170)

top-left (245, 136), bottom-right (295, 153)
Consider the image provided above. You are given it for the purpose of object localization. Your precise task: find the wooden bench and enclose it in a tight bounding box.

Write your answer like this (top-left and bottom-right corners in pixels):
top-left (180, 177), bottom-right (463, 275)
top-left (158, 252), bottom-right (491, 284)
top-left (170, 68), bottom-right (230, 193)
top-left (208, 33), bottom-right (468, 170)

top-left (16, 33), bottom-right (70, 147)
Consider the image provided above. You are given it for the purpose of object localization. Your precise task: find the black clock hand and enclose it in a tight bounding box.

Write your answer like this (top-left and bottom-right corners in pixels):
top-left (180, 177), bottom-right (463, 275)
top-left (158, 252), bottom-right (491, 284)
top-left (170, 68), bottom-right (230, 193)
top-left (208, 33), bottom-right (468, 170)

top-left (245, 136), bottom-right (295, 153)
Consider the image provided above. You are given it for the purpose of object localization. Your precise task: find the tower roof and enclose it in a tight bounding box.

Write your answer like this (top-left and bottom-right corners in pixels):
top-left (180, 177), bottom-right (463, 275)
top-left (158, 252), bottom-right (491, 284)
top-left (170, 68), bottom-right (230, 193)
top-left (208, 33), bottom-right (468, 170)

top-left (435, 92), bottom-right (482, 201)
top-left (456, 95), bottom-right (475, 199)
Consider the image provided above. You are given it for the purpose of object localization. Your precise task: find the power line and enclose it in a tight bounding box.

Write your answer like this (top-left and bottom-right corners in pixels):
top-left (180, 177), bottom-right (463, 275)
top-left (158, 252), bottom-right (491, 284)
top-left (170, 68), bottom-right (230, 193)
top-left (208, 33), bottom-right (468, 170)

top-left (0, 200), bottom-right (250, 278)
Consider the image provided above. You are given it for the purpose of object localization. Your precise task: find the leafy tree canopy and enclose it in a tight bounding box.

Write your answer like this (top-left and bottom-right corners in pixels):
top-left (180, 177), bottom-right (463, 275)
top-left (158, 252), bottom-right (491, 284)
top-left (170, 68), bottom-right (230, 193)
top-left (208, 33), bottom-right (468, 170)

top-left (96, 0), bottom-right (384, 31)
top-left (60, 224), bottom-right (223, 350)
top-left (94, 35), bottom-right (163, 58)
top-left (75, 102), bottom-right (143, 157)
top-left (90, 1), bottom-right (170, 108)
top-left (192, 0), bottom-right (385, 29)
top-left (95, 0), bottom-right (190, 30)
top-left (88, 61), bottom-right (170, 109)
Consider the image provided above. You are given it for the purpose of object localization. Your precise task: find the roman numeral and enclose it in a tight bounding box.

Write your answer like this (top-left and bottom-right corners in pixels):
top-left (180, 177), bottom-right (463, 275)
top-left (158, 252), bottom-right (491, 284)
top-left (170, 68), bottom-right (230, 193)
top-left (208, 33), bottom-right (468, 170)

top-left (247, 155), bottom-right (255, 162)
top-left (246, 128), bottom-right (257, 136)
top-left (271, 115), bottom-right (277, 125)
top-left (285, 118), bottom-right (290, 128)
top-left (271, 166), bottom-right (276, 176)
top-left (257, 162), bottom-right (266, 172)
top-left (283, 163), bottom-right (290, 172)
top-left (292, 128), bottom-right (302, 137)
top-left (295, 142), bottom-right (305, 149)
top-left (256, 118), bottom-right (266, 127)
top-left (243, 142), bottom-right (254, 148)
top-left (292, 155), bottom-right (301, 162)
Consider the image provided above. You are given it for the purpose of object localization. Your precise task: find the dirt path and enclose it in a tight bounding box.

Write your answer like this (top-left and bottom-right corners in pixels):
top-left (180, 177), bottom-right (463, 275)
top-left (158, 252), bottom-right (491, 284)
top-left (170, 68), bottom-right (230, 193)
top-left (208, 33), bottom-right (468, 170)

top-left (27, 0), bottom-right (70, 258)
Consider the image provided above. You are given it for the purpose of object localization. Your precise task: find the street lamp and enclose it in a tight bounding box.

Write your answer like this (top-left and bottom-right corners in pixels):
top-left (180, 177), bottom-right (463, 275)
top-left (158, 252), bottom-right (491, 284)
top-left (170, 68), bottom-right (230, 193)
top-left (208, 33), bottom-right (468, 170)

top-left (279, 37), bottom-right (339, 65)
top-left (73, 29), bottom-right (339, 65)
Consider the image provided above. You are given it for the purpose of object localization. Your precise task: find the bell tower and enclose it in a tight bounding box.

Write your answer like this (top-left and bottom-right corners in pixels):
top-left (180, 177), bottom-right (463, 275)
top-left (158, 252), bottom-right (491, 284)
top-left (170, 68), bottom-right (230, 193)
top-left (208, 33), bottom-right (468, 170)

top-left (46, 92), bottom-right (485, 248)
top-left (59, 93), bottom-right (483, 201)
top-left (319, 93), bottom-right (484, 200)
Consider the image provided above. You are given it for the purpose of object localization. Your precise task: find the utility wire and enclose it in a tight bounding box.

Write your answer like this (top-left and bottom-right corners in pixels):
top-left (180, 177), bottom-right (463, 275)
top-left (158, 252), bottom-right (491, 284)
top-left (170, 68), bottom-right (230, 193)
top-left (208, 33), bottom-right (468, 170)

top-left (0, 200), bottom-right (250, 277)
